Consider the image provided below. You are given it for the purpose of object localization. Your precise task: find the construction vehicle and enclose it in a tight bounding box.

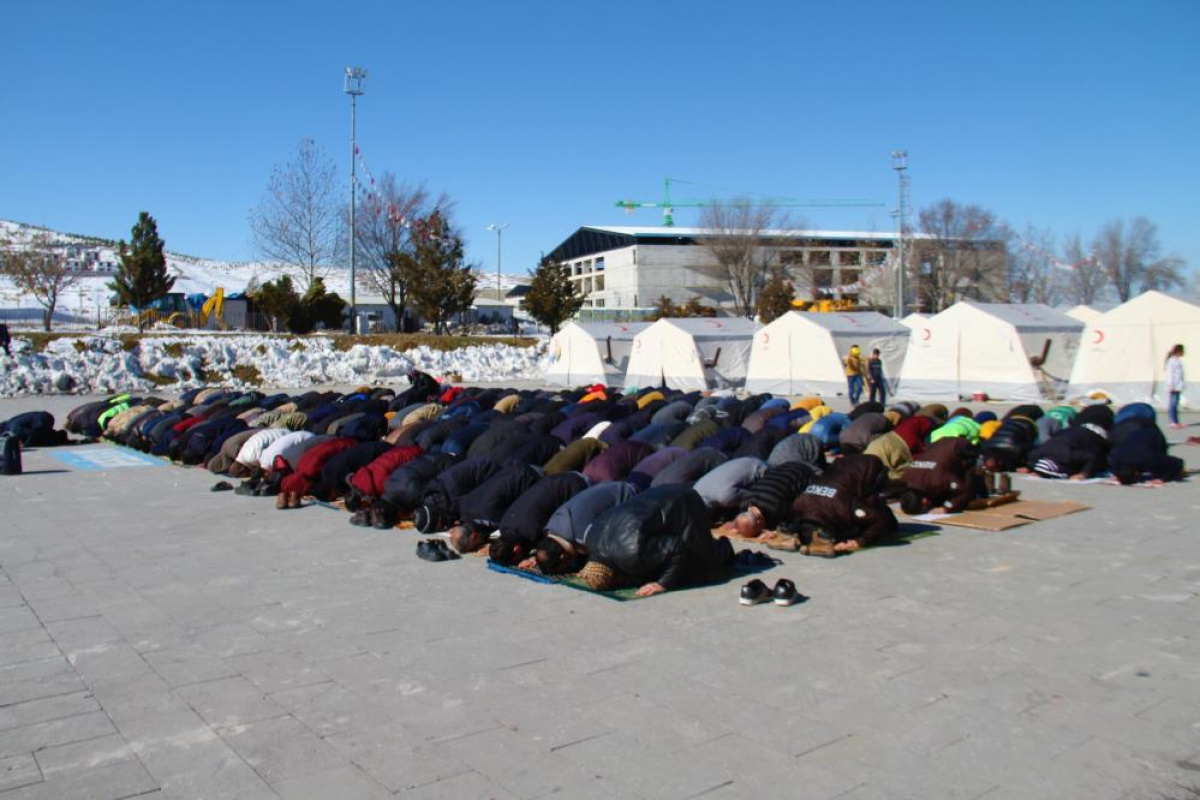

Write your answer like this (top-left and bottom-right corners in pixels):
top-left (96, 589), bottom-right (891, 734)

top-left (615, 178), bottom-right (883, 227)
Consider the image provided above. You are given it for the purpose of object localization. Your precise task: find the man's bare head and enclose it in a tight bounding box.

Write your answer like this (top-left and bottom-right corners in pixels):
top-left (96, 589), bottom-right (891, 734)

top-left (448, 523), bottom-right (488, 554)
top-left (733, 506), bottom-right (766, 538)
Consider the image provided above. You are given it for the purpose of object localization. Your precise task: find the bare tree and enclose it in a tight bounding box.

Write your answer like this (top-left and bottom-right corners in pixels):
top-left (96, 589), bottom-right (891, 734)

top-left (0, 233), bottom-right (78, 331)
top-left (911, 199), bottom-right (1007, 312)
top-left (695, 200), bottom-right (793, 317)
top-left (250, 139), bottom-right (343, 292)
top-left (1060, 233), bottom-right (1109, 306)
top-left (1006, 225), bottom-right (1063, 306)
top-left (354, 174), bottom-right (448, 331)
top-left (1093, 217), bottom-right (1186, 302)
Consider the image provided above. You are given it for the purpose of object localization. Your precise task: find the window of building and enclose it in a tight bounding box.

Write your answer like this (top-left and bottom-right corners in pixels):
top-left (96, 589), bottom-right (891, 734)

top-left (594, 275), bottom-right (605, 292)
top-left (595, 257), bottom-right (605, 271)
top-left (839, 251), bottom-right (862, 266)
top-left (810, 250), bottom-right (831, 266)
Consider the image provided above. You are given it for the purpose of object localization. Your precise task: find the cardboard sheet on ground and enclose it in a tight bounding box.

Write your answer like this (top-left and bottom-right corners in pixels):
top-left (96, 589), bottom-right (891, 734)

top-left (722, 526), bottom-right (941, 553)
top-left (901, 499), bottom-right (1090, 531)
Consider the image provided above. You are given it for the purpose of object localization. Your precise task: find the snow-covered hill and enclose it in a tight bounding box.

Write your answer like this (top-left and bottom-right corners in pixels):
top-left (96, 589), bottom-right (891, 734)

top-left (0, 219), bottom-right (528, 328)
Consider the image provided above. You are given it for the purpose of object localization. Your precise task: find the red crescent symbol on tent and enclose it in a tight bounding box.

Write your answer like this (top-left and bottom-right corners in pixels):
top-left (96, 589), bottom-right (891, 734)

top-left (1093, 329), bottom-right (1105, 344)
top-left (617, 325), bottom-right (628, 332)
top-left (922, 328), bottom-right (931, 341)
top-left (635, 339), bottom-right (642, 350)
top-left (710, 321), bottom-right (722, 328)
top-left (761, 332), bottom-right (770, 344)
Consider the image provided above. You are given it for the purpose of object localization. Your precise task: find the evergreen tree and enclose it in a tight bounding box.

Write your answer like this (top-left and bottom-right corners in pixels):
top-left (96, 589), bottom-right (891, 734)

top-left (524, 255), bottom-right (584, 334)
top-left (109, 212), bottom-right (174, 331)
top-left (408, 211), bottom-right (478, 335)
top-left (755, 269), bottom-right (795, 323)
top-left (300, 277), bottom-right (347, 332)
top-left (250, 275), bottom-right (300, 332)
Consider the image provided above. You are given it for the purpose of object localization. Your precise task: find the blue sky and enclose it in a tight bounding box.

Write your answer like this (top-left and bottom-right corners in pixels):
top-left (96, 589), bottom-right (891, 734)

top-left (3, 1), bottom-right (1198, 282)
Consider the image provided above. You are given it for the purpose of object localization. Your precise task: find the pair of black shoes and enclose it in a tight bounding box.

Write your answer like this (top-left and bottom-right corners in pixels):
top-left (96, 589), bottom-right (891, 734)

top-left (416, 539), bottom-right (460, 562)
top-left (740, 578), bottom-right (799, 607)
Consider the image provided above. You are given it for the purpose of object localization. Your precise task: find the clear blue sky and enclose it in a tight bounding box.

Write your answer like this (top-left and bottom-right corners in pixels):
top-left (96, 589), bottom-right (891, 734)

top-left (3, 0), bottom-right (1198, 282)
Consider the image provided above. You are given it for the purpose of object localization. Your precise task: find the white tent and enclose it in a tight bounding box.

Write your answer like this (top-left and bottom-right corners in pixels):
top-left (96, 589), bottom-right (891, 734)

top-left (897, 302), bottom-right (1083, 402)
top-left (745, 311), bottom-right (910, 396)
top-left (624, 317), bottom-right (760, 391)
top-left (1065, 305), bottom-right (1103, 324)
top-left (900, 312), bottom-right (928, 328)
top-left (544, 321), bottom-right (649, 387)
top-left (1066, 291), bottom-right (1200, 406)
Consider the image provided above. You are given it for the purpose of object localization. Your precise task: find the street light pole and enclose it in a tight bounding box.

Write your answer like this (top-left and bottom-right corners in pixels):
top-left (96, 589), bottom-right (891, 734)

top-left (487, 223), bottom-right (509, 303)
top-left (891, 150), bottom-right (909, 319)
top-left (344, 66), bottom-right (367, 333)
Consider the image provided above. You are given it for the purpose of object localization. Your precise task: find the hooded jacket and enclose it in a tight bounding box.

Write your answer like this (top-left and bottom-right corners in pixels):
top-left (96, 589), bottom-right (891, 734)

top-left (422, 457), bottom-right (503, 518)
top-left (791, 454), bottom-right (897, 545)
top-left (1027, 425), bottom-right (1109, 478)
top-left (280, 437), bottom-right (359, 496)
top-left (380, 452), bottom-right (456, 510)
top-left (582, 441), bottom-right (656, 484)
top-left (692, 457), bottom-right (769, 512)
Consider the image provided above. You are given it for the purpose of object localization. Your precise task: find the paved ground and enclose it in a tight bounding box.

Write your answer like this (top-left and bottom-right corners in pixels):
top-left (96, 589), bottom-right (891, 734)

top-left (0, 392), bottom-right (1198, 799)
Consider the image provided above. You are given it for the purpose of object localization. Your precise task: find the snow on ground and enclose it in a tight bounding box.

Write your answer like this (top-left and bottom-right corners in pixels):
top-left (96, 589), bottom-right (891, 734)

top-left (0, 333), bottom-right (551, 397)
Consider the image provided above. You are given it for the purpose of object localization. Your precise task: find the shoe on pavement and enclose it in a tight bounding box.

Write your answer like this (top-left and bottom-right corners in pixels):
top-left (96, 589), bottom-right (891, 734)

top-left (349, 509), bottom-right (370, 527)
top-left (805, 528), bottom-right (837, 558)
top-left (739, 579), bottom-right (771, 606)
top-left (275, 492), bottom-right (290, 510)
top-left (772, 578), bottom-right (799, 607)
top-left (210, 481), bottom-right (234, 492)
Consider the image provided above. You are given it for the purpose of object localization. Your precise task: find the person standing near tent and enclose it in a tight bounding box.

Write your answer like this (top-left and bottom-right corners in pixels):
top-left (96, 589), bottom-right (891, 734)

top-left (1166, 344), bottom-right (1186, 429)
top-left (844, 346), bottom-right (867, 404)
top-left (867, 348), bottom-right (886, 405)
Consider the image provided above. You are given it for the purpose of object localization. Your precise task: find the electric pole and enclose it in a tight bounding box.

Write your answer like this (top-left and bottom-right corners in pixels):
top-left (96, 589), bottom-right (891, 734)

top-left (891, 150), bottom-right (909, 318)
top-left (344, 66), bottom-right (367, 332)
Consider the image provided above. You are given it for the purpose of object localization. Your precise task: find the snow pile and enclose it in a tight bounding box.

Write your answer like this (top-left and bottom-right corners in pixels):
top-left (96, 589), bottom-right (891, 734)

top-left (0, 334), bottom-right (551, 396)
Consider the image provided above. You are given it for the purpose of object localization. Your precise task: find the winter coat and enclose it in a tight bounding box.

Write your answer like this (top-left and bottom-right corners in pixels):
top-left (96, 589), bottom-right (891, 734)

top-left (208, 429), bottom-right (259, 474)
top-left (767, 433), bottom-right (825, 469)
top-left (651, 447), bottom-right (729, 488)
top-left (839, 413), bottom-right (892, 454)
top-left (280, 437), bottom-right (359, 496)
top-left (588, 485), bottom-right (731, 590)
top-left (863, 432), bottom-right (913, 480)
top-left (422, 457), bottom-right (503, 518)
top-left (791, 454), bottom-right (897, 545)
top-left (458, 464), bottom-right (544, 528)
top-left (981, 416), bottom-right (1038, 472)
top-left (498, 472), bottom-right (590, 546)
top-left (543, 438), bottom-right (607, 475)
top-left (627, 447), bottom-right (688, 491)
top-left (1027, 425), bottom-right (1109, 478)
top-left (692, 457), bottom-right (769, 512)
top-left (900, 437), bottom-right (977, 512)
top-left (743, 461), bottom-right (818, 529)
top-left (0, 411), bottom-right (63, 447)
top-left (732, 427), bottom-right (790, 462)
top-left (380, 452), bottom-right (456, 509)
top-left (629, 422), bottom-right (688, 449)
top-left (669, 418), bottom-right (721, 451)
top-left (313, 441), bottom-right (394, 500)
top-left (582, 441), bottom-right (655, 484)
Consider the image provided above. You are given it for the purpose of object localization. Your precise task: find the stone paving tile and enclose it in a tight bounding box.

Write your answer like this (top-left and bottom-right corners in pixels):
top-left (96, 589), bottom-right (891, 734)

top-left (0, 711), bottom-right (115, 759)
top-left (270, 764), bottom-right (393, 800)
top-left (219, 714), bottom-right (350, 784)
top-left (0, 758), bottom-right (157, 800)
top-left (32, 732), bottom-right (137, 779)
top-left (0, 691), bottom-right (100, 732)
top-left (0, 754), bottom-right (41, 793)
top-left (175, 675), bottom-right (287, 731)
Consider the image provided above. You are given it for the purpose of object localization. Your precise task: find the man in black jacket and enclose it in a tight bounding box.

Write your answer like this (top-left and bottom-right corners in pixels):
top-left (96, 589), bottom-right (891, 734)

top-left (448, 464), bottom-right (544, 553)
top-left (898, 437), bottom-right (982, 515)
top-left (578, 485), bottom-right (735, 597)
top-left (488, 472), bottom-right (590, 565)
top-left (1109, 417), bottom-right (1185, 485)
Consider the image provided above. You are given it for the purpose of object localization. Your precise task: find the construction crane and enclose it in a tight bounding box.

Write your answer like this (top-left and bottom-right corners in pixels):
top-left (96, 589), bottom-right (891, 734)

top-left (615, 178), bottom-right (884, 227)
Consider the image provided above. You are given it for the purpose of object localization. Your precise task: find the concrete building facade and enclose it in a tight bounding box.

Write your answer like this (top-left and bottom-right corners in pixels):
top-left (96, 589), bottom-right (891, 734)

top-left (546, 225), bottom-right (1007, 319)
